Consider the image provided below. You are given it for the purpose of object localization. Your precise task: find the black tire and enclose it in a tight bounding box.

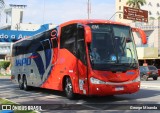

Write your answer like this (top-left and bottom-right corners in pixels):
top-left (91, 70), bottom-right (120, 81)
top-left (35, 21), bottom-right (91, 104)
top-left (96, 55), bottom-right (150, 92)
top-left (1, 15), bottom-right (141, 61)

top-left (23, 76), bottom-right (29, 91)
top-left (18, 75), bottom-right (24, 90)
top-left (64, 77), bottom-right (75, 99)
top-left (153, 77), bottom-right (158, 80)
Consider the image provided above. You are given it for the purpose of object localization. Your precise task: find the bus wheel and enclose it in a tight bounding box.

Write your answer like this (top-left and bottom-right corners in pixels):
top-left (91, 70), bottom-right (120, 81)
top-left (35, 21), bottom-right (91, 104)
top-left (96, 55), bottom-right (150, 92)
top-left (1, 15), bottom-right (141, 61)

top-left (23, 76), bottom-right (29, 91)
top-left (64, 77), bottom-right (75, 99)
top-left (18, 75), bottom-right (24, 90)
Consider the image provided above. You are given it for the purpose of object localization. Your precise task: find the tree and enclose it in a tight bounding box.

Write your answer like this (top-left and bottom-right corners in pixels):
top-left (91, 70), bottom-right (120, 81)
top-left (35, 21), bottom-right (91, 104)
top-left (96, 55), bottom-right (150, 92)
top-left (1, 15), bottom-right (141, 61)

top-left (0, 0), bottom-right (4, 5)
top-left (126, 0), bottom-right (146, 9)
top-left (0, 0), bottom-right (5, 8)
top-left (149, 17), bottom-right (155, 20)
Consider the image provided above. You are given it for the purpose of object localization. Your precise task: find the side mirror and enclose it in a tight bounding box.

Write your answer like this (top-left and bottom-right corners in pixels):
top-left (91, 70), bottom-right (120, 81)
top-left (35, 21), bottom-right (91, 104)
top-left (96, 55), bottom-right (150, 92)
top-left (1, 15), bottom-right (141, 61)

top-left (84, 25), bottom-right (92, 43)
top-left (132, 28), bottom-right (147, 44)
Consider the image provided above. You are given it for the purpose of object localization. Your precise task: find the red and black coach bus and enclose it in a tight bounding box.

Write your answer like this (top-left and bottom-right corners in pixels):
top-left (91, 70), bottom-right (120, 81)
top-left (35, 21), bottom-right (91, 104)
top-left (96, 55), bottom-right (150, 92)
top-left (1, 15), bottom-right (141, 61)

top-left (11, 19), bottom-right (147, 99)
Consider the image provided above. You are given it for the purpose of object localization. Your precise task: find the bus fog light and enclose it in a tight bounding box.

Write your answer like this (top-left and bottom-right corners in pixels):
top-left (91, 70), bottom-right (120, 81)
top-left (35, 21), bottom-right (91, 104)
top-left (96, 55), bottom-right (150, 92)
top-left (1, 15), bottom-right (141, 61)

top-left (90, 77), bottom-right (106, 84)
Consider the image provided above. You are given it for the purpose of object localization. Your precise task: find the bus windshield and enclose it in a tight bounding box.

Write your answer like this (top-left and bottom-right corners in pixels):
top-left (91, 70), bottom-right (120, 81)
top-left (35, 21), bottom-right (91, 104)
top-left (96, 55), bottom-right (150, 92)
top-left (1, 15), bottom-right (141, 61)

top-left (88, 24), bottom-right (138, 71)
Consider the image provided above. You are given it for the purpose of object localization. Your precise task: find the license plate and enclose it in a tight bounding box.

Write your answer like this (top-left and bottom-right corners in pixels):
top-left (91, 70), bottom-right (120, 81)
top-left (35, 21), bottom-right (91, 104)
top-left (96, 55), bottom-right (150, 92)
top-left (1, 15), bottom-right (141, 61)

top-left (115, 86), bottom-right (124, 91)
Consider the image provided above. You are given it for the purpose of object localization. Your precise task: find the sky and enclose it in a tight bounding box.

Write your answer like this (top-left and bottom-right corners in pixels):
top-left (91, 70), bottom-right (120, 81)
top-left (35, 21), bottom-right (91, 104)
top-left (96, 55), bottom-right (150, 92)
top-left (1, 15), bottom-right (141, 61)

top-left (4, 0), bottom-right (115, 25)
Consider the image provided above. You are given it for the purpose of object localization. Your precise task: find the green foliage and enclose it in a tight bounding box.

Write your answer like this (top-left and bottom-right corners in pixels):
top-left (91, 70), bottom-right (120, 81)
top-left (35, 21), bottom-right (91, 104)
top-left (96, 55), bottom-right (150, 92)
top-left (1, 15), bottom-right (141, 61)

top-left (149, 17), bottom-right (155, 20)
top-left (126, 0), bottom-right (146, 9)
top-left (0, 98), bottom-right (15, 104)
top-left (0, 98), bottom-right (36, 113)
top-left (0, 61), bottom-right (10, 70)
top-left (0, 73), bottom-right (11, 76)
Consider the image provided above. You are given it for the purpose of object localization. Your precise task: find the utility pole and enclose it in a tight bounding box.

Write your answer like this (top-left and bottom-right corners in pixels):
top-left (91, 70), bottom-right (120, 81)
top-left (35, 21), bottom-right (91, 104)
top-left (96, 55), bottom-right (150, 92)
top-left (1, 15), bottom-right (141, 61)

top-left (87, 0), bottom-right (91, 19)
top-left (42, 0), bottom-right (46, 25)
top-left (109, 11), bottom-right (123, 20)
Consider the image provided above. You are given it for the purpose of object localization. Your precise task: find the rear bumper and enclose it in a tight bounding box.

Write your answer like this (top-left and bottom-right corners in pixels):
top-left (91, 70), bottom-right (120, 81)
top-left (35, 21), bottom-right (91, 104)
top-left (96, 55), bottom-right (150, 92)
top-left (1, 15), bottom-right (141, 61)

top-left (89, 82), bottom-right (140, 96)
top-left (148, 74), bottom-right (159, 78)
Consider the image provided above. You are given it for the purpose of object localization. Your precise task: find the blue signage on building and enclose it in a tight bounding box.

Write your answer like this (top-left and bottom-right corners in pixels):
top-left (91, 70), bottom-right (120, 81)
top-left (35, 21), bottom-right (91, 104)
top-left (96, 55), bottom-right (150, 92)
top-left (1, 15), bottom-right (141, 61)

top-left (0, 24), bottom-right (49, 42)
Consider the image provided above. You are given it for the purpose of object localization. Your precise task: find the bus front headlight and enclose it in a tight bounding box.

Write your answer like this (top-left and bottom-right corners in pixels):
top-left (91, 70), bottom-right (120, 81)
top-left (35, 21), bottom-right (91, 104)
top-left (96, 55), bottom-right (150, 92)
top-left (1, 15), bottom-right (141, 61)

top-left (132, 76), bottom-right (140, 82)
top-left (90, 77), bottom-right (106, 84)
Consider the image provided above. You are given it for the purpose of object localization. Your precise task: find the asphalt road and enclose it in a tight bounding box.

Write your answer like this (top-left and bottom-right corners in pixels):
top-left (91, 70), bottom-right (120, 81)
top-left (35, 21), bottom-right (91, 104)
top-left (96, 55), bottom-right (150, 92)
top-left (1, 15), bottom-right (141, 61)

top-left (0, 76), bottom-right (160, 113)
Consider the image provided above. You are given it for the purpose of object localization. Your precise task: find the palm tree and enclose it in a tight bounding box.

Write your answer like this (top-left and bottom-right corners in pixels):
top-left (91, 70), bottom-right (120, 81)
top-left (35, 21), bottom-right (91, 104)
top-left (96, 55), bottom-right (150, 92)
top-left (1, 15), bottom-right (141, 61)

top-left (149, 17), bottom-right (155, 20)
top-left (126, 0), bottom-right (146, 9)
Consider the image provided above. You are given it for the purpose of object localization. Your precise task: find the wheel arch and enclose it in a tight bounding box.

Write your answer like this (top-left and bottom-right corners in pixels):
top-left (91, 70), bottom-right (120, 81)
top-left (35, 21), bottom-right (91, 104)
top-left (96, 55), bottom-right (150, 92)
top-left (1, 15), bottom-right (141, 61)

top-left (18, 74), bottom-right (21, 81)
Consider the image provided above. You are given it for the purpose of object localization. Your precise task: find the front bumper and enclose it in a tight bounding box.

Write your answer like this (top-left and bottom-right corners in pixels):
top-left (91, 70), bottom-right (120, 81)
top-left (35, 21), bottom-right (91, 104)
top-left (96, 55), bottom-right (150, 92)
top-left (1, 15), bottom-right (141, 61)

top-left (89, 82), bottom-right (140, 96)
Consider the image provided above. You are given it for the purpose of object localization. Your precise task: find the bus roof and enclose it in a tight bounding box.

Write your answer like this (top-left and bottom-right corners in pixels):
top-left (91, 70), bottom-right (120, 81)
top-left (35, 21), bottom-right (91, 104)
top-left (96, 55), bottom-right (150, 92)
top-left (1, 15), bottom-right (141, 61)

top-left (60, 19), bottom-right (130, 27)
top-left (13, 19), bottom-right (130, 45)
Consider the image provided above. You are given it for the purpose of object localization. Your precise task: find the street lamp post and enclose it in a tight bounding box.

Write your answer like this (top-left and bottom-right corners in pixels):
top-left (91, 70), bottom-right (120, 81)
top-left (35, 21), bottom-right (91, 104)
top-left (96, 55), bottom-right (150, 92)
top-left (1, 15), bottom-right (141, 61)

top-left (109, 11), bottom-right (123, 20)
top-left (87, 0), bottom-right (91, 19)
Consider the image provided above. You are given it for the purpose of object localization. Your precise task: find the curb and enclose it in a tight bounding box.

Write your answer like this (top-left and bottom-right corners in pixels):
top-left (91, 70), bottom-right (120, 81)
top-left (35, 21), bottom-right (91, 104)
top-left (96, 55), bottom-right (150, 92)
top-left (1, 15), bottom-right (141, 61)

top-left (0, 76), bottom-right (11, 79)
top-left (141, 85), bottom-right (160, 88)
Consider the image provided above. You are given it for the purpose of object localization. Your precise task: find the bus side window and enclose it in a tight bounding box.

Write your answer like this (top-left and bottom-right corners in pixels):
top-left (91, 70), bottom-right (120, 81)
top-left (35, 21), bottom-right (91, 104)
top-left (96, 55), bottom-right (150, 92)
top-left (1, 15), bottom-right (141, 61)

top-left (60, 24), bottom-right (77, 55)
top-left (77, 27), bottom-right (87, 65)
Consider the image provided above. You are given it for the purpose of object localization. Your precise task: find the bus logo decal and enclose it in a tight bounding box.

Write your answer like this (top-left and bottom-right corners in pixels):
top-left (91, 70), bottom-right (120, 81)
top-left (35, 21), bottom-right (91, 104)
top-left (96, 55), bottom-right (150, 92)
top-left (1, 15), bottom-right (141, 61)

top-left (111, 55), bottom-right (117, 61)
top-left (31, 52), bottom-right (45, 80)
top-left (40, 39), bottom-right (52, 69)
top-left (15, 58), bottom-right (31, 66)
top-left (126, 72), bottom-right (135, 75)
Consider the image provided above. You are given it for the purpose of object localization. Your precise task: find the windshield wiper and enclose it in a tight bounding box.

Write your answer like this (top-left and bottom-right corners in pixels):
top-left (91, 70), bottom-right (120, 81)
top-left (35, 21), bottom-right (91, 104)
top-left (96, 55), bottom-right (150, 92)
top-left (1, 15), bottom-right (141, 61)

top-left (110, 63), bottom-right (138, 70)
top-left (129, 63), bottom-right (138, 69)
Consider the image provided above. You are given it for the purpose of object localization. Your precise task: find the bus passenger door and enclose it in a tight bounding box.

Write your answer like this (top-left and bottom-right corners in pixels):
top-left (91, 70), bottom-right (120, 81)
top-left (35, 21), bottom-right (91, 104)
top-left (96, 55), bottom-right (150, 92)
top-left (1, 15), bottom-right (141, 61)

top-left (77, 25), bottom-right (89, 95)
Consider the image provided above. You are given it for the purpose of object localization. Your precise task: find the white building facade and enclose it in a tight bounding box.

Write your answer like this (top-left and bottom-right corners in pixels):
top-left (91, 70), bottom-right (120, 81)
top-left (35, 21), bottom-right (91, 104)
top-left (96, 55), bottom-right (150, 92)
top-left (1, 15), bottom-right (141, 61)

top-left (115, 0), bottom-right (160, 61)
top-left (0, 4), bottom-right (55, 60)
top-left (116, 0), bottom-right (160, 23)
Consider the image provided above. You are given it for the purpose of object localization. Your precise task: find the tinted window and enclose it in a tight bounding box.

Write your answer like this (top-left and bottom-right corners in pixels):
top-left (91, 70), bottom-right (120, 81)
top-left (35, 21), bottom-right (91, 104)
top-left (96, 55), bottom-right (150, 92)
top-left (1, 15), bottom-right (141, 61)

top-left (148, 66), bottom-right (157, 70)
top-left (12, 29), bottom-right (57, 57)
top-left (77, 26), bottom-right (87, 65)
top-left (60, 24), bottom-right (77, 54)
top-left (140, 66), bottom-right (149, 72)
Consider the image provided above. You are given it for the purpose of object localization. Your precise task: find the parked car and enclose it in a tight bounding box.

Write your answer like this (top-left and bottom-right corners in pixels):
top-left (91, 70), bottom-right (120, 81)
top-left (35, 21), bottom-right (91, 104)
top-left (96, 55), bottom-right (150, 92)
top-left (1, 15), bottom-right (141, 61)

top-left (139, 65), bottom-right (159, 81)
top-left (158, 69), bottom-right (160, 76)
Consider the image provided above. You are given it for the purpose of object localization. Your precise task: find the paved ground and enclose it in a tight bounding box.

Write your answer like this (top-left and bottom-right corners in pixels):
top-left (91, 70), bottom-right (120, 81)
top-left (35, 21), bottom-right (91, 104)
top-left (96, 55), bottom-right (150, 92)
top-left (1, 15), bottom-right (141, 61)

top-left (1, 76), bottom-right (160, 113)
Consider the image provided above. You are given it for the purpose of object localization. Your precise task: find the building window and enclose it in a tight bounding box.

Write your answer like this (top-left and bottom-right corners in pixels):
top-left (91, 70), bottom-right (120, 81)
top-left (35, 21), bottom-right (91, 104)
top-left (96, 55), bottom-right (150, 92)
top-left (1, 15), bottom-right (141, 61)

top-left (148, 2), bottom-right (152, 6)
top-left (20, 11), bottom-right (23, 23)
top-left (119, 0), bottom-right (121, 2)
top-left (119, 14), bottom-right (122, 19)
top-left (157, 3), bottom-right (160, 7)
top-left (149, 11), bottom-right (152, 15)
top-left (119, 6), bottom-right (121, 10)
top-left (157, 11), bottom-right (160, 15)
